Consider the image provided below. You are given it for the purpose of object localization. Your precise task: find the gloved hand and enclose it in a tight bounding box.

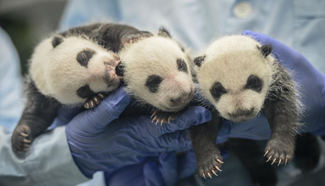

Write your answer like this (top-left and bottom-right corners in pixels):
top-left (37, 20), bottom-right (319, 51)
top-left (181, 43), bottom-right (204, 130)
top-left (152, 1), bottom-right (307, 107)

top-left (56, 88), bottom-right (211, 178)
top-left (106, 150), bottom-right (198, 186)
top-left (222, 31), bottom-right (325, 140)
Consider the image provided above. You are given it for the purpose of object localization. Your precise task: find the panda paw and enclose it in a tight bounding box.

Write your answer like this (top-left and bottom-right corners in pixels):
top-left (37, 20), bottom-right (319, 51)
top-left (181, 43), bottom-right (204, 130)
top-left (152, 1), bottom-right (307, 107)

top-left (264, 138), bottom-right (294, 166)
top-left (151, 110), bottom-right (179, 125)
top-left (84, 93), bottom-right (106, 109)
top-left (12, 124), bottom-right (32, 156)
top-left (197, 150), bottom-right (223, 179)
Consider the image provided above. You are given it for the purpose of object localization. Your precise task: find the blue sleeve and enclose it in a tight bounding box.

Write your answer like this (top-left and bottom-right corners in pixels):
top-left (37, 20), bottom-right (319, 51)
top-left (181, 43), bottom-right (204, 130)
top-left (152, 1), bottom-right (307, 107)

top-left (0, 126), bottom-right (88, 186)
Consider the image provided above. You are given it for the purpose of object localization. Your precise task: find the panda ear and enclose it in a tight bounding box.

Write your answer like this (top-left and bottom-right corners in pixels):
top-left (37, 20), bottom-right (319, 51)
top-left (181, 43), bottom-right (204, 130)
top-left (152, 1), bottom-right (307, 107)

top-left (121, 32), bottom-right (153, 45)
top-left (51, 35), bottom-right (64, 48)
top-left (193, 55), bottom-right (206, 67)
top-left (158, 27), bottom-right (172, 38)
top-left (258, 44), bottom-right (272, 58)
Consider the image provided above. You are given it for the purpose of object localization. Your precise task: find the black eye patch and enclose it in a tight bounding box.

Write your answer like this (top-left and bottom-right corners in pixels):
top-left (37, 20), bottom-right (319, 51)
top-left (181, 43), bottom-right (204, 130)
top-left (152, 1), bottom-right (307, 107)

top-left (77, 49), bottom-right (96, 67)
top-left (210, 82), bottom-right (227, 102)
top-left (52, 36), bottom-right (63, 48)
top-left (77, 85), bottom-right (95, 99)
top-left (245, 75), bottom-right (263, 92)
top-left (177, 59), bottom-right (188, 73)
top-left (145, 75), bottom-right (163, 93)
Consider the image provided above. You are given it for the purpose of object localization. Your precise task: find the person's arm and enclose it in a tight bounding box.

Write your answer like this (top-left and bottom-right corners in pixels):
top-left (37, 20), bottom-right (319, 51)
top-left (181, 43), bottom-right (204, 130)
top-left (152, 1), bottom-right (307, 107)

top-left (0, 27), bottom-right (24, 132)
top-left (0, 126), bottom-right (88, 186)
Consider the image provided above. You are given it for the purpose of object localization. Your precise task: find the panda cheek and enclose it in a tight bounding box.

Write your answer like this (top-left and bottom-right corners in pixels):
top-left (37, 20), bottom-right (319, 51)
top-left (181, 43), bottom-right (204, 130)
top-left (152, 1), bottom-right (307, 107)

top-left (77, 49), bottom-right (96, 67)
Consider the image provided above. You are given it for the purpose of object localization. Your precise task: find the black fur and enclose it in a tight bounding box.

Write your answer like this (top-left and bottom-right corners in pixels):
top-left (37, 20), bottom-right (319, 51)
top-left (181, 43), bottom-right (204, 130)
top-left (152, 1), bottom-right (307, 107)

top-left (77, 85), bottom-right (95, 99)
top-left (51, 36), bottom-right (63, 48)
top-left (258, 44), bottom-right (272, 58)
top-left (176, 58), bottom-right (188, 73)
top-left (115, 62), bottom-right (125, 76)
top-left (61, 23), bottom-right (150, 52)
top-left (76, 49), bottom-right (95, 67)
top-left (145, 75), bottom-right (163, 93)
top-left (193, 55), bottom-right (206, 67)
top-left (209, 82), bottom-right (227, 102)
top-left (245, 74), bottom-right (263, 92)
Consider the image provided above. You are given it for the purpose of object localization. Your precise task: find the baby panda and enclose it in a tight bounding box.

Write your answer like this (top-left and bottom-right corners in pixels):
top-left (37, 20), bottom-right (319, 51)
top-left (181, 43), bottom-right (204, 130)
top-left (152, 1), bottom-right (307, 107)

top-left (191, 35), bottom-right (302, 178)
top-left (116, 27), bottom-right (195, 122)
top-left (12, 35), bottom-right (121, 156)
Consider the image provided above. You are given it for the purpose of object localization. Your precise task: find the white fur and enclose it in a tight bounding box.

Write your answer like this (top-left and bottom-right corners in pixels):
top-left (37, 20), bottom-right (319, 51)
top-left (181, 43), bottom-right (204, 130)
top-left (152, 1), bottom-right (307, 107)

top-left (30, 36), bottom-right (119, 104)
top-left (197, 35), bottom-right (276, 121)
top-left (119, 36), bottom-right (194, 111)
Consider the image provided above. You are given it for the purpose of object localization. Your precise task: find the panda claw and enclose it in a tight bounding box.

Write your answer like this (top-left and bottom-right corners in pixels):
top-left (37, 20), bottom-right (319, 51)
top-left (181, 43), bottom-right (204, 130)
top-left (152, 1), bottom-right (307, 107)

top-left (98, 93), bottom-right (104, 99)
top-left (23, 139), bottom-right (31, 143)
top-left (212, 169), bottom-right (218, 176)
top-left (216, 158), bottom-right (224, 164)
top-left (215, 165), bottom-right (222, 172)
top-left (278, 159), bottom-right (282, 166)
top-left (207, 172), bottom-right (212, 179)
top-left (20, 132), bottom-right (28, 137)
top-left (266, 155), bottom-right (272, 162)
top-left (264, 150), bottom-right (269, 157)
top-left (271, 158), bottom-right (277, 165)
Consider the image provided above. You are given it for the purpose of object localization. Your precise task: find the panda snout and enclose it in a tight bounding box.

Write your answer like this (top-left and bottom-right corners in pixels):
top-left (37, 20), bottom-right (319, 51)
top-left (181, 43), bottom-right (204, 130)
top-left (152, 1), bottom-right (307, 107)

top-left (228, 107), bottom-right (255, 122)
top-left (169, 89), bottom-right (194, 107)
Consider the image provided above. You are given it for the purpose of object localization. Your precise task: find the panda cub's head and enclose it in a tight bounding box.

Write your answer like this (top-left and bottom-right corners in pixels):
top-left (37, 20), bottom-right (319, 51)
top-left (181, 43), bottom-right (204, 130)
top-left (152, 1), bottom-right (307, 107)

top-left (195, 35), bottom-right (275, 122)
top-left (119, 28), bottom-right (194, 112)
top-left (30, 35), bottom-right (121, 105)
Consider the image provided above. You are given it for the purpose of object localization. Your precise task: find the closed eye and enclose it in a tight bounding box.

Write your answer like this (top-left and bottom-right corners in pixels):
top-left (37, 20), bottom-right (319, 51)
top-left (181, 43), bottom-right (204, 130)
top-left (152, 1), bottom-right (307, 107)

top-left (145, 75), bottom-right (163, 93)
top-left (210, 82), bottom-right (227, 102)
top-left (176, 58), bottom-right (188, 73)
top-left (245, 75), bottom-right (263, 92)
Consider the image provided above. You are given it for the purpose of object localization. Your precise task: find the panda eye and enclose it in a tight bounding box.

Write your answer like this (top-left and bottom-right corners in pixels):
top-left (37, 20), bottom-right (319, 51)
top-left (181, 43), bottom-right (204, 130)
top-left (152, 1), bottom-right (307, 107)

top-left (177, 58), bottom-right (188, 73)
top-left (77, 49), bottom-right (95, 67)
top-left (210, 82), bottom-right (227, 101)
top-left (245, 75), bottom-right (263, 92)
top-left (145, 75), bottom-right (163, 93)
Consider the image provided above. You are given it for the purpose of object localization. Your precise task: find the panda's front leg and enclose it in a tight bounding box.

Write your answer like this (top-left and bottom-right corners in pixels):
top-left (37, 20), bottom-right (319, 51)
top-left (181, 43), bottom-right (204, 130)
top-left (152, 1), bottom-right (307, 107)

top-left (190, 114), bottom-right (223, 179)
top-left (263, 71), bottom-right (300, 165)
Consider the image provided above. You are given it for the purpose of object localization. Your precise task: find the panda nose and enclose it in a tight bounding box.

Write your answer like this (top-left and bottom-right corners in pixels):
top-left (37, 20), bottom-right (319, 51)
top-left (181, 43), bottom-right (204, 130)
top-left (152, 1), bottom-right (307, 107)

top-left (169, 90), bottom-right (194, 106)
top-left (228, 107), bottom-right (255, 119)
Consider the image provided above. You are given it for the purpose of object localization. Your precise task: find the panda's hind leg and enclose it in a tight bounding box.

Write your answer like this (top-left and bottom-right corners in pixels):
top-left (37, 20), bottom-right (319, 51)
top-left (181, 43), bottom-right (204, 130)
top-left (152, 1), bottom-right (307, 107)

top-left (84, 93), bottom-right (107, 109)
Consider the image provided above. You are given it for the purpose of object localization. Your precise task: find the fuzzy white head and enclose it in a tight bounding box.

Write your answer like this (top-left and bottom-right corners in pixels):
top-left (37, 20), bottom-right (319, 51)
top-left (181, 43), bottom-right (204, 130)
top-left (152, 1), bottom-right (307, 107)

top-left (30, 35), bottom-right (120, 105)
top-left (195, 35), bottom-right (276, 122)
top-left (119, 31), bottom-right (194, 112)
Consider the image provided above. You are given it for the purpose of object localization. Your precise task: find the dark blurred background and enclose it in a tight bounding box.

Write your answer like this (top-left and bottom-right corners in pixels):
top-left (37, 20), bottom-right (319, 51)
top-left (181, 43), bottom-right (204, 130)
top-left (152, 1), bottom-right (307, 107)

top-left (0, 0), bottom-right (67, 75)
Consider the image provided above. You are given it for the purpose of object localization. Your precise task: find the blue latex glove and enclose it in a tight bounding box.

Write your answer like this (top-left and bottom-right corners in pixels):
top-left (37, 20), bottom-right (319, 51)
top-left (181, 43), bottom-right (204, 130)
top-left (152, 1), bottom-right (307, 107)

top-left (59, 88), bottom-right (211, 178)
top-left (223, 31), bottom-right (325, 140)
top-left (106, 150), bottom-right (197, 186)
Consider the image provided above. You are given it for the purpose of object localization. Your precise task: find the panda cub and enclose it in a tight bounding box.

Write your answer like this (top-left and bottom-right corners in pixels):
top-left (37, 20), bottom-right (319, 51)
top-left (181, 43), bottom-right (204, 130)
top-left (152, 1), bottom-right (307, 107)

top-left (192, 35), bottom-right (302, 178)
top-left (117, 28), bottom-right (194, 121)
top-left (12, 35), bottom-right (121, 156)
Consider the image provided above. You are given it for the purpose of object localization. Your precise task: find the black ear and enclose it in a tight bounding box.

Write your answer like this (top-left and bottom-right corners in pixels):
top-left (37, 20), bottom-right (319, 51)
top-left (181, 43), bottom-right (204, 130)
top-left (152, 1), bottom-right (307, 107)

top-left (258, 44), bottom-right (272, 57)
top-left (52, 35), bottom-right (64, 48)
top-left (193, 55), bottom-right (206, 67)
top-left (158, 27), bottom-right (172, 38)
